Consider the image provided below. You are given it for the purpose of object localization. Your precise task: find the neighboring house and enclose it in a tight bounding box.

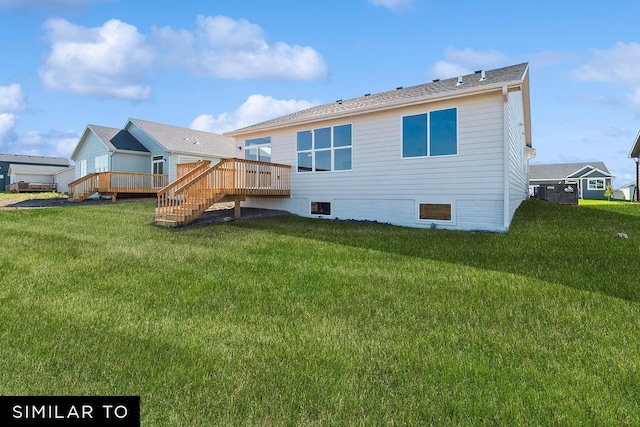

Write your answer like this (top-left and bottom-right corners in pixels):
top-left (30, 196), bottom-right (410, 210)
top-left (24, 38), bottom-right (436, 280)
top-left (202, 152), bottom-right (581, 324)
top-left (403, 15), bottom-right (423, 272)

top-left (223, 63), bottom-right (534, 232)
top-left (6, 164), bottom-right (68, 192)
top-left (0, 153), bottom-right (70, 192)
top-left (529, 162), bottom-right (614, 201)
top-left (54, 166), bottom-right (76, 193)
top-left (629, 131), bottom-right (640, 201)
top-left (71, 118), bottom-right (236, 183)
top-left (619, 182), bottom-right (636, 201)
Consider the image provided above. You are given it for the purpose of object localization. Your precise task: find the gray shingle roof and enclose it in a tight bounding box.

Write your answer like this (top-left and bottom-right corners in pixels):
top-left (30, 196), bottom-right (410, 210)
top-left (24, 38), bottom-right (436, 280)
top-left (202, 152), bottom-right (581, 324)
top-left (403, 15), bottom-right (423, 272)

top-left (227, 63), bottom-right (529, 135)
top-left (529, 162), bottom-right (612, 180)
top-left (8, 164), bottom-right (69, 175)
top-left (88, 125), bottom-right (149, 153)
top-left (0, 153), bottom-right (70, 166)
top-left (129, 118), bottom-right (236, 157)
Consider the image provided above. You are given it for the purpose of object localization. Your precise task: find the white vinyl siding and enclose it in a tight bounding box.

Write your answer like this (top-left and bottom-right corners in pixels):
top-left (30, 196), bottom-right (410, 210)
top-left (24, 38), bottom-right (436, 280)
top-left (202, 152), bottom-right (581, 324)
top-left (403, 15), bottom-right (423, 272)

top-left (242, 92), bottom-right (511, 231)
top-left (72, 132), bottom-right (110, 179)
top-left (111, 152), bottom-right (150, 174)
top-left (507, 89), bottom-right (528, 225)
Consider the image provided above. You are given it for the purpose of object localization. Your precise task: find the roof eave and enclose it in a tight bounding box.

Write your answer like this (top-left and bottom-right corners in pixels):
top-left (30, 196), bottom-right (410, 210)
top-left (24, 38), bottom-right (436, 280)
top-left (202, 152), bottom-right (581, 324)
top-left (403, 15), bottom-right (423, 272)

top-left (225, 78), bottom-right (526, 137)
top-left (629, 130), bottom-right (640, 159)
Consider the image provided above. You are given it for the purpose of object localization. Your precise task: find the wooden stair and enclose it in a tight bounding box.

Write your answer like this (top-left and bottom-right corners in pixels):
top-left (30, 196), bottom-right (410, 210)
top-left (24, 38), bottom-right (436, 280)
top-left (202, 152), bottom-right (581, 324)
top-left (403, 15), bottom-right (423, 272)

top-left (67, 173), bottom-right (99, 201)
top-left (155, 161), bottom-right (227, 227)
top-left (155, 158), bottom-right (292, 227)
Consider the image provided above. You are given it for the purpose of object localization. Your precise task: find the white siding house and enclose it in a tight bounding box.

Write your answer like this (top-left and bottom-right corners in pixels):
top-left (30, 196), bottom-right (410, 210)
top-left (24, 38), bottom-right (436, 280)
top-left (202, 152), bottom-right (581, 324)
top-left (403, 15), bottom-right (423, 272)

top-left (71, 119), bottom-right (236, 182)
top-left (225, 63), bottom-right (534, 232)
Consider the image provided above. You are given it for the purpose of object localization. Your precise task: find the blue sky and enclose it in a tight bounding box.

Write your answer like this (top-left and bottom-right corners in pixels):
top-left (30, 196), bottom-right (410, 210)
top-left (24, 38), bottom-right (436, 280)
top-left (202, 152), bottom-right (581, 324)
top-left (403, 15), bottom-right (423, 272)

top-left (1, 0), bottom-right (639, 185)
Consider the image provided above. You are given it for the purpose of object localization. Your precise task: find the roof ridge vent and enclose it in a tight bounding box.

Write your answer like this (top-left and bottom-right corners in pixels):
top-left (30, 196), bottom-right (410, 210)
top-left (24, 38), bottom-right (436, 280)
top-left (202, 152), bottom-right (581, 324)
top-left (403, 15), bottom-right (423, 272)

top-left (479, 70), bottom-right (487, 81)
top-left (456, 76), bottom-right (464, 86)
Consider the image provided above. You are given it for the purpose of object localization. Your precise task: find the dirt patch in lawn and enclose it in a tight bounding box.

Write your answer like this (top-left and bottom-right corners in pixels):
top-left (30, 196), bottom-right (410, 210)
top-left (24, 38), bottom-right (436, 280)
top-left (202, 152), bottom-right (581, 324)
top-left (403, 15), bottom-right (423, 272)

top-left (0, 194), bottom-right (290, 225)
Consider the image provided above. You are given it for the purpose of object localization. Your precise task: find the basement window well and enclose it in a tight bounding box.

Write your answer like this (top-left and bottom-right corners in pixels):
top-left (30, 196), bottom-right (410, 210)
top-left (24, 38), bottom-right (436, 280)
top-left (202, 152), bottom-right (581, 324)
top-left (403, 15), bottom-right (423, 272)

top-left (311, 202), bottom-right (331, 215)
top-left (419, 203), bottom-right (452, 221)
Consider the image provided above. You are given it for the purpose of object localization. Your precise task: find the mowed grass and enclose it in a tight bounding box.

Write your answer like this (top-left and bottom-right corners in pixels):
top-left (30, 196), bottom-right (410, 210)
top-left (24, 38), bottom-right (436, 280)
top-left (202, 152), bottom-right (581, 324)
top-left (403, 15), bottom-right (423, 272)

top-left (0, 197), bottom-right (639, 425)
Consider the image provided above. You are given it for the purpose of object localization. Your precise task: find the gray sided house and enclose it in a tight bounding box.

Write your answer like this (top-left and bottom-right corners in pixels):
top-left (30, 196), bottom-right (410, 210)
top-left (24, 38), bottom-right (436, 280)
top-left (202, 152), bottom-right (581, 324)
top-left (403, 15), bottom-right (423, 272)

top-left (0, 153), bottom-right (70, 192)
top-left (71, 118), bottom-right (236, 183)
top-left (225, 63), bottom-right (534, 232)
top-left (529, 162), bottom-right (614, 200)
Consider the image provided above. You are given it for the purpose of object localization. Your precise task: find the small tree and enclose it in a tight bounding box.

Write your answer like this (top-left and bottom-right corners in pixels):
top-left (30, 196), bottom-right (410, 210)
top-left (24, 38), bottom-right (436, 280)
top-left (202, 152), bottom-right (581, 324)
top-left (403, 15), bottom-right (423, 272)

top-left (604, 183), bottom-right (614, 201)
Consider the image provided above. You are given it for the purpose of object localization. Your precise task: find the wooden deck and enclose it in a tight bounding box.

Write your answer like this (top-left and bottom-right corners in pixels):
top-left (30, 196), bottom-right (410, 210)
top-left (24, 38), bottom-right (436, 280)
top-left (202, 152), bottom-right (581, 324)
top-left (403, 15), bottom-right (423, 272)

top-left (68, 171), bottom-right (168, 202)
top-left (156, 158), bottom-right (291, 227)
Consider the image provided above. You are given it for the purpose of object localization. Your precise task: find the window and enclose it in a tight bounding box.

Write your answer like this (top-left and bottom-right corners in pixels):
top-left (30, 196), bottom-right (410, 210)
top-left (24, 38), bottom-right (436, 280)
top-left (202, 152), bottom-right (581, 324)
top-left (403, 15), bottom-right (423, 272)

top-left (402, 107), bottom-right (457, 158)
top-left (153, 155), bottom-right (164, 175)
top-left (297, 124), bottom-right (352, 172)
top-left (311, 202), bottom-right (331, 215)
top-left (419, 203), bottom-right (451, 221)
top-left (79, 159), bottom-right (87, 177)
top-left (95, 154), bottom-right (109, 172)
top-left (587, 178), bottom-right (605, 191)
top-left (245, 137), bottom-right (271, 162)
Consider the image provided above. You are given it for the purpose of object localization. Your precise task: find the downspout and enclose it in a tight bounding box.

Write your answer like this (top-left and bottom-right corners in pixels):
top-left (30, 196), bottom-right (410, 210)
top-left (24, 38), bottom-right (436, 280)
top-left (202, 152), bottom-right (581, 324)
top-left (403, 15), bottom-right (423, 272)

top-left (502, 86), bottom-right (510, 230)
top-left (636, 158), bottom-right (639, 202)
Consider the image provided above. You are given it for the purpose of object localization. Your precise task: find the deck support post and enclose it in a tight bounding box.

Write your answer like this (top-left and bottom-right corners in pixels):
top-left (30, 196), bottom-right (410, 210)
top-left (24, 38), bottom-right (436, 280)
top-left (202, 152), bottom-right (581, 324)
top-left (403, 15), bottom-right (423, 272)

top-left (234, 198), bottom-right (241, 218)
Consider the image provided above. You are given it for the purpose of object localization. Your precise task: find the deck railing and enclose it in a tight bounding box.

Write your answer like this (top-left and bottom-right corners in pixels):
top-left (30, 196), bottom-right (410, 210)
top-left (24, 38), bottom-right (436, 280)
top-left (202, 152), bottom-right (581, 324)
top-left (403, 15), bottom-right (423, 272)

top-left (68, 172), bottom-right (168, 201)
top-left (176, 161), bottom-right (210, 179)
top-left (156, 158), bottom-right (291, 226)
top-left (100, 172), bottom-right (168, 193)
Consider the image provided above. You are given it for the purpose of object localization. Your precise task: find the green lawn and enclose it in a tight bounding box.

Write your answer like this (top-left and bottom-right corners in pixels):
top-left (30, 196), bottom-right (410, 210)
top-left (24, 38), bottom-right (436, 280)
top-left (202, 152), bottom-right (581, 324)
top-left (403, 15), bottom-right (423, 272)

top-left (1, 197), bottom-right (639, 425)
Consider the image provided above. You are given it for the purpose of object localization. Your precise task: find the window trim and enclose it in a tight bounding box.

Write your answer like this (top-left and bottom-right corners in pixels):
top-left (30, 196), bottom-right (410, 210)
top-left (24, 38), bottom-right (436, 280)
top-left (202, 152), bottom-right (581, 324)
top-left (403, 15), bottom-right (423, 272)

top-left (296, 124), bottom-right (352, 173)
top-left (416, 200), bottom-right (456, 225)
top-left (310, 201), bottom-right (331, 216)
top-left (95, 154), bottom-right (109, 172)
top-left (401, 107), bottom-right (458, 159)
top-left (587, 178), bottom-right (606, 191)
top-left (244, 137), bottom-right (272, 162)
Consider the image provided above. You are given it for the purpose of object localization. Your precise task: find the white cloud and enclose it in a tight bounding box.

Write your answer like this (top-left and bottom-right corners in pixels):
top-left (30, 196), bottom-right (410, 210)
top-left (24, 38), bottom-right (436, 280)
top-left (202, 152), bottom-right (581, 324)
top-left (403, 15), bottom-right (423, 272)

top-left (573, 43), bottom-right (640, 86)
top-left (572, 42), bottom-right (640, 112)
top-left (0, 113), bottom-right (17, 142)
top-left (0, 83), bottom-right (26, 112)
top-left (189, 94), bottom-right (316, 133)
top-left (38, 15), bottom-right (328, 100)
top-left (40, 18), bottom-right (154, 100)
top-left (1, 128), bottom-right (79, 158)
top-left (153, 15), bottom-right (328, 80)
top-left (369, 0), bottom-right (414, 12)
top-left (0, 83), bottom-right (25, 144)
top-left (430, 47), bottom-right (509, 79)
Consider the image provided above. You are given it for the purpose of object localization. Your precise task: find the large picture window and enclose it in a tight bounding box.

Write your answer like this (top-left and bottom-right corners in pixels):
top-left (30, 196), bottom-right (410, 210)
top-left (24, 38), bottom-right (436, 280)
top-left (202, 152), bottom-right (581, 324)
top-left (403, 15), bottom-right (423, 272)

top-left (402, 107), bottom-right (457, 158)
top-left (245, 137), bottom-right (271, 162)
top-left (587, 178), bottom-right (605, 191)
top-left (297, 124), bottom-right (352, 172)
top-left (95, 154), bottom-right (109, 172)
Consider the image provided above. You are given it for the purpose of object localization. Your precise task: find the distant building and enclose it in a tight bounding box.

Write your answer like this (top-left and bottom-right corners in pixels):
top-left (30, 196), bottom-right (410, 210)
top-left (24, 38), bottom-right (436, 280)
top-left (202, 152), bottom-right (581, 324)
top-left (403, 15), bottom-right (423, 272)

top-left (529, 162), bottom-right (614, 200)
top-left (0, 153), bottom-right (70, 192)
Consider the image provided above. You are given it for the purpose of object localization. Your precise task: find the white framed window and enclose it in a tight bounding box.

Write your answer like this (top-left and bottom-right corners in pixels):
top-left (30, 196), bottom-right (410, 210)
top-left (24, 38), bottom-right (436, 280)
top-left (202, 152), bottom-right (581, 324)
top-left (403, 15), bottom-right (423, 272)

top-left (153, 156), bottom-right (164, 175)
top-left (587, 178), bottom-right (605, 191)
top-left (297, 124), bottom-right (352, 173)
top-left (95, 154), bottom-right (109, 172)
top-left (416, 200), bottom-right (455, 225)
top-left (79, 159), bottom-right (87, 177)
top-left (402, 107), bottom-right (458, 158)
top-left (245, 137), bottom-right (272, 162)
